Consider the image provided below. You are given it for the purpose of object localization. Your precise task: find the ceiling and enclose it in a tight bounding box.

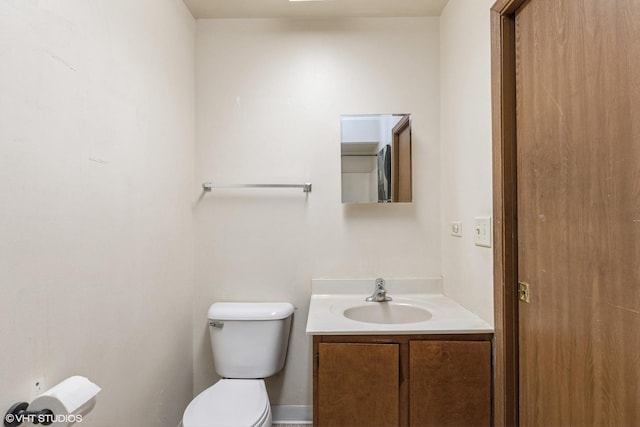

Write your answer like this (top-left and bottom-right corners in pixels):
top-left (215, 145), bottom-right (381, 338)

top-left (182, 0), bottom-right (450, 19)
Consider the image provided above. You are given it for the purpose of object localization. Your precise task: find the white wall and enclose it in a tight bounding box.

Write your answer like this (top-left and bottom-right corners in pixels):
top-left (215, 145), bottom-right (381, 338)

top-left (0, 1), bottom-right (495, 420)
top-left (194, 17), bottom-right (441, 406)
top-left (440, 0), bottom-right (494, 324)
top-left (0, 1), bottom-right (195, 426)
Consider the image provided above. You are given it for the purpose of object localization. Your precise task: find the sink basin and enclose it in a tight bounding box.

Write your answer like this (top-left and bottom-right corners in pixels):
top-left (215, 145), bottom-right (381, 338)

top-left (343, 303), bottom-right (432, 324)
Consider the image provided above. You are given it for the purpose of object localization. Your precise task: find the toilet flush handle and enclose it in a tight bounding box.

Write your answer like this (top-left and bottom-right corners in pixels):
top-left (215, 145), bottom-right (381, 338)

top-left (209, 321), bottom-right (224, 328)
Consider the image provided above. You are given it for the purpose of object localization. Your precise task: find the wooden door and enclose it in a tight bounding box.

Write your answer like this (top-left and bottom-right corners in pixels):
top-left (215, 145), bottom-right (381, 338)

top-left (515, 0), bottom-right (640, 424)
top-left (392, 115), bottom-right (412, 202)
top-left (317, 343), bottom-right (400, 427)
top-left (409, 341), bottom-right (491, 427)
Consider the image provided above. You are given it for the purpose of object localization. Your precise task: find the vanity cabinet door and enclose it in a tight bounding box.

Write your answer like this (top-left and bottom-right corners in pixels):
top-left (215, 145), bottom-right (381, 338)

top-left (317, 343), bottom-right (400, 427)
top-left (409, 340), bottom-right (491, 427)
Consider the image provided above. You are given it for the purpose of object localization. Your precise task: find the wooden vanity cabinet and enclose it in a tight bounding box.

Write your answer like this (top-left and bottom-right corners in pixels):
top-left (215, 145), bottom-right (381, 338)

top-left (409, 340), bottom-right (492, 426)
top-left (312, 334), bottom-right (493, 427)
top-left (316, 343), bottom-right (400, 427)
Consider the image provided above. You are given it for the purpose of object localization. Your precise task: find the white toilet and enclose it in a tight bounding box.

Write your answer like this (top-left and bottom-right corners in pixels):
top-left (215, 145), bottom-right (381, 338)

top-left (182, 302), bottom-right (294, 427)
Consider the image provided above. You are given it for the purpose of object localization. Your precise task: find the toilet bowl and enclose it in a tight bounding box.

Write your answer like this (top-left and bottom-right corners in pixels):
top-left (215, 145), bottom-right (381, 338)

top-left (182, 302), bottom-right (294, 427)
top-left (182, 379), bottom-right (271, 427)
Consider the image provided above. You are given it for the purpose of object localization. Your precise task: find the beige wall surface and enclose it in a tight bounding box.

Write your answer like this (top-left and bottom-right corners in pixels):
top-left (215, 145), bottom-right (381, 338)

top-left (0, 1), bottom-right (195, 426)
top-left (194, 17), bottom-right (442, 405)
top-left (440, 0), bottom-right (494, 324)
top-left (0, 1), bottom-right (495, 419)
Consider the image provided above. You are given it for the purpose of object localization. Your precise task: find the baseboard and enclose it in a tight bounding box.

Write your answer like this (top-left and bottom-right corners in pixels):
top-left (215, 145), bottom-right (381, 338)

top-left (271, 405), bottom-right (313, 424)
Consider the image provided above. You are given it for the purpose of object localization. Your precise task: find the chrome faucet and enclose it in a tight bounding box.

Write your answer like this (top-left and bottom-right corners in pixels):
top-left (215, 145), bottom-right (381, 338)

top-left (366, 278), bottom-right (392, 302)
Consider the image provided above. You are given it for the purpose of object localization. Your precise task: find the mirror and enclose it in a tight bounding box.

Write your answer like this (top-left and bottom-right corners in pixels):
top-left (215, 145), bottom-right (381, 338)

top-left (341, 114), bottom-right (412, 204)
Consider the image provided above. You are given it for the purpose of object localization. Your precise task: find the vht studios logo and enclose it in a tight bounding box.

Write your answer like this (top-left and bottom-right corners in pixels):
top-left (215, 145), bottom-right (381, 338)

top-left (4, 413), bottom-right (83, 425)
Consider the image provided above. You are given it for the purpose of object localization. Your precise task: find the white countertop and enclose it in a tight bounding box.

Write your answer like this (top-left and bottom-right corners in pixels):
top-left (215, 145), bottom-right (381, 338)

top-left (305, 278), bottom-right (494, 335)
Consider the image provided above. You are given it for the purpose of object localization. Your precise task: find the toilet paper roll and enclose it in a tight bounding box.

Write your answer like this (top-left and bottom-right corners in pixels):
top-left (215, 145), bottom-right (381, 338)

top-left (29, 376), bottom-right (101, 427)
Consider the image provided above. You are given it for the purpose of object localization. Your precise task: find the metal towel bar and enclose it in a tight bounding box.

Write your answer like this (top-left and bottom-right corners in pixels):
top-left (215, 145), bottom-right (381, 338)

top-left (202, 183), bottom-right (312, 193)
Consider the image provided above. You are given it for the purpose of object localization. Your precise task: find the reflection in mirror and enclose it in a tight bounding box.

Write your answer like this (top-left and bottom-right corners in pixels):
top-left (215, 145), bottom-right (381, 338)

top-left (341, 114), bottom-right (412, 204)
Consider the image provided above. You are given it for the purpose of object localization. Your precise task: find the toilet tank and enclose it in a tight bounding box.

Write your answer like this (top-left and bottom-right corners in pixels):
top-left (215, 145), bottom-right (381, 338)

top-left (208, 302), bottom-right (294, 378)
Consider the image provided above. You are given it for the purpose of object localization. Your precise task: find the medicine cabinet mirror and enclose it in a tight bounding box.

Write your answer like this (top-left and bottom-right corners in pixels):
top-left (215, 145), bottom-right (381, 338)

top-left (341, 114), bottom-right (412, 204)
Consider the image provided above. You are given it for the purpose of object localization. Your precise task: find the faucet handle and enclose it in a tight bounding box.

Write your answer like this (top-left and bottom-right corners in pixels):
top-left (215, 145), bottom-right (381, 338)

top-left (366, 278), bottom-right (391, 302)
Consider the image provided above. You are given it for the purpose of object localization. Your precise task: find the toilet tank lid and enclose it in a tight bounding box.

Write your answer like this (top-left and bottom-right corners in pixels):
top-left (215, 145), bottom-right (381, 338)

top-left (208, 302), bottom-right (294, 320)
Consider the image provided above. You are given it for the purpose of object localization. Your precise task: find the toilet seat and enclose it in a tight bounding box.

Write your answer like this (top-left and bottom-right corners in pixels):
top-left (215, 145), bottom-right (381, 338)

top-left (182, 379), bottom-right (271, 427)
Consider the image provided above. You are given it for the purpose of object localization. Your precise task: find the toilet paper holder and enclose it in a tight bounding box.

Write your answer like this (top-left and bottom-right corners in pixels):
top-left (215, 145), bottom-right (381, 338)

top-left (4, 376), bottom-right (100, 427)
top-left (4, 402), bottom-right (54, 426)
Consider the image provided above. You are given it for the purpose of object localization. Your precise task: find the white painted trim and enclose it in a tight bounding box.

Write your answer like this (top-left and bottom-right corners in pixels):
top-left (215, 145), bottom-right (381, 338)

top-left (271, 405), bottom-right (313, 424)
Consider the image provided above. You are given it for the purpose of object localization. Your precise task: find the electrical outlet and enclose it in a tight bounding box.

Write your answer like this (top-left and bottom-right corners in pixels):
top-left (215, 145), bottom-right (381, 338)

top-left (474, 217), bottom-right (492, 248)
top-left (450, 221), bottom-right (462, 237)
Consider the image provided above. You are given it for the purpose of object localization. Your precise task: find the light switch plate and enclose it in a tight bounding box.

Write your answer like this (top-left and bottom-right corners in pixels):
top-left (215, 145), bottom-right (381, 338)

top-left (474, 217), bottom-right (492, 247)
top-left (450, 221), bottom-right (462, 237)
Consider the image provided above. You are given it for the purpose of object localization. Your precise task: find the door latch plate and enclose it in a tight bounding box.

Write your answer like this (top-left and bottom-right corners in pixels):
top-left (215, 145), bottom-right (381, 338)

top-left (518, 281), bottom-right (530, 303)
